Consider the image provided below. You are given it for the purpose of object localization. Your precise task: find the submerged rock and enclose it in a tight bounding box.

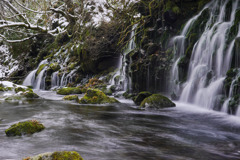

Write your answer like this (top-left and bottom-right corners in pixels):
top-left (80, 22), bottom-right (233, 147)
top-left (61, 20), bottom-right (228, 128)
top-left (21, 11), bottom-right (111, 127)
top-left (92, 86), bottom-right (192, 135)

top-left (140, 94), bottom-right (175, 109)
top-left (134, 91), bottom-right (152, 105)
top-left (5, 120), bottom-right (45, 136)
top-left (23, 151), bottom-right (84, 160)
top-left (63, 95), bottom-right (79, 102)
top-left (57, 87), bottom-right (82, 95)
top-left (79, 88), bottom-right (119, 104)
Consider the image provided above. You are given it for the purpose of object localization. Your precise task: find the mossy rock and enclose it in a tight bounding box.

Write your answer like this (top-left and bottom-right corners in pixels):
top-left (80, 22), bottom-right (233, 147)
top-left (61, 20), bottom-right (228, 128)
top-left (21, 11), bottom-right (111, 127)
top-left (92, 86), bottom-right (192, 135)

top-left (63, 95), bottom-right (79, 102)
top-left (5, 120), bottom-right (45, 136)
top-left (23, 91), bottom-right (39, 98)
top-left (57, 87), bottom-right (82, 95)
top-left (140, 94), bottom-right (176, 109)
top-left (36, 64), bottom-right (48, 76)
top-left (15, 87), bottom-right (26, 93)
top-left (49, 62), bottom-right (61, 72)
top-left (79, 88), bottom-right (119, 104)
top-left (134, 91), bottom-right (152, 105)
top-left (23, 151), bottom-right (83, 160)
top-left (0, 86), bottom-right (13, 92)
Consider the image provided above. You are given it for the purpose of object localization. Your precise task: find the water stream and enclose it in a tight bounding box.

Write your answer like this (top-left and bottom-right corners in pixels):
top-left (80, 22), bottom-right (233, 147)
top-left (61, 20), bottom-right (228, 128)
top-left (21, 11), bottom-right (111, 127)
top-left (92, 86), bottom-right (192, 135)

top-left (1, 94), bottom-right (240, 160)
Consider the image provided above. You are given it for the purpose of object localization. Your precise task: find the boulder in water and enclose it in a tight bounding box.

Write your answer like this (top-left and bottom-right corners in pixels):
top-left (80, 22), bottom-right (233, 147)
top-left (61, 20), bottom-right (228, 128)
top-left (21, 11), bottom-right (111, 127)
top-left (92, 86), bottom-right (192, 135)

top-left (140, 94), bottom-right (175, 109)
top-left (57, 87), bottom-right (82, 95)
top-left (79, 88), bottom-right (119, 104)
top-left (5, 120), bottom-right (45, 136)
top-left (23, 151), bottom-right (83, 160)
top-left (63, 95), bottom-right (79, 102)
top-left (134, 91), bottom-right (152, 105)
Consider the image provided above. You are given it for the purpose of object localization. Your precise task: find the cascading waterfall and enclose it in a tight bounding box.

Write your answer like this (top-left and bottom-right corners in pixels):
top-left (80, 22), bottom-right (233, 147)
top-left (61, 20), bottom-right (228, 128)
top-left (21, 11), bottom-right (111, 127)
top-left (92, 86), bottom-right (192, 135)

top-left (171, 0), bottom-right (240, 113)
top-left (51, 71), bottom-right (59, 88)
top-left (23, 59), bottom-right (48, 90)
top-left (109, 24), bottom-right (137, 91)
top-left (170, 7), bottom-right (209, 96)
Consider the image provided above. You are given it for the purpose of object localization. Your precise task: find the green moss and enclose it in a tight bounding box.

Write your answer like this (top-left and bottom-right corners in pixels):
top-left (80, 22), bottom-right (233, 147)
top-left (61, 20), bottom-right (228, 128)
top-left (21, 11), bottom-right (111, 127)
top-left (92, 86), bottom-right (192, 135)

top-left (68, 62), bottom-right (77, 70)
top-left (5, 120), bottom-right (45, 136)
top-left (51, 151), bottom-right (84, 160)
top-left (23, 151), bottom-right (84, 160)
top-left (36, 64), bottom-right (48, 76)
top-left (57, 87), bottom-right (82, 95)
top-left (0, 87), bottom-right (5, 91)
top-left (15, 87), bottom-right (27, 93)
top-left (79, 88), bottom-right (119, 104)
top-left (23, 91), bottom-right (39, 98)
top-left (165, 0), bottom-right (180, 14)
top-left (63, 95), bottom-right (79, 102)
top-left (49, 62), bottom-right (60, 72)
top-left (140, 94), bottom-right (176, 109)
top-left (134, 91), bottom-right (152, 105)
top-left (5, 95), bottom-right (22, 101)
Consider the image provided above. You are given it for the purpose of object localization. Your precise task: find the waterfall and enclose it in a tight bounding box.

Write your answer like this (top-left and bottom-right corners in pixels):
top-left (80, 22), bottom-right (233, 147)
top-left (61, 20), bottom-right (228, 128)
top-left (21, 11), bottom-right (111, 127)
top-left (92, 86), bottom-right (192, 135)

top-left (171, 0), bottom-right (240, 113)
top-left (60, 69), bottom-right (77, 87)
top-left (23, 59), bottom-right (48, 89)
top-left (51, 71), bottom-right (59, 88)
top-left (34, 67), bottom-right (47, 90)
top-left (109, 24), bottom-right (137, 92)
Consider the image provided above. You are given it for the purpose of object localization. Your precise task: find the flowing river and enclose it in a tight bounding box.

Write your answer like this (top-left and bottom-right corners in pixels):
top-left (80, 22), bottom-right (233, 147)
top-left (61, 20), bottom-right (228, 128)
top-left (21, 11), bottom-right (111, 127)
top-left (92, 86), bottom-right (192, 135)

top-left (1, 91), bottom-right (240, 160)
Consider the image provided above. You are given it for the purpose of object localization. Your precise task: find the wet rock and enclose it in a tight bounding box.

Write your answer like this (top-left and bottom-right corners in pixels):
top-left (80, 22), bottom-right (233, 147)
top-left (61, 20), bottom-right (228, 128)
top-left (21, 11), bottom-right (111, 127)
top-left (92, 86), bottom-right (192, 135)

top-left (79, 88), bottom-right (119, 104)
top-left (23, 151), bottom-right (83, 160)
top-left (57, 87), bottom-right (82, 95)
top-left (134, 91), bottom-right (152, 105)
top-left (140, 94), bottom-right (175, 109)
top-left (63, 95), bottom-right (79, 102)
top-left (5, 120), bottom-right (45, 136)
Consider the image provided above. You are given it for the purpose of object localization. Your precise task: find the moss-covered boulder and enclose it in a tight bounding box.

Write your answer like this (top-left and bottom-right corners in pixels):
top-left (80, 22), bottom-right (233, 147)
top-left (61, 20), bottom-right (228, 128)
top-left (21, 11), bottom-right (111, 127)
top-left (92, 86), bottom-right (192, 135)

top-left (140, 94), bottom-right (176, 109)
top-left (23, 151), bottom-right (83, 160)
top-left (23, 91), bottom-right (39, 98)
top-left (63, 95), bottom-right (79, 102)
top-left (134, 91), bottom-right (152, 105)
top-left (79, 88), bottom-right (119, 104)
top-left (57, 87), bottom-right (82, 95)
top-left (5, 120), bottom-right (45, 136)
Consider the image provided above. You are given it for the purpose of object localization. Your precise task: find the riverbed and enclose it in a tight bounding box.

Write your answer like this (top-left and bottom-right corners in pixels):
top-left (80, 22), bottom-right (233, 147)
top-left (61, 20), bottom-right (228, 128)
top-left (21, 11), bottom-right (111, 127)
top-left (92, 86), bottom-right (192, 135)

top-left (1, 92), bottom-right (240, 160)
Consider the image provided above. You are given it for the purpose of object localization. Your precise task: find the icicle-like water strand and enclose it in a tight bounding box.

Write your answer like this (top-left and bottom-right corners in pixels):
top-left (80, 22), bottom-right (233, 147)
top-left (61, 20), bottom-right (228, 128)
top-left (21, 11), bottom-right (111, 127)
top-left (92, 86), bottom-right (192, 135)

top-left (171, 0), bottom-right (240, 112)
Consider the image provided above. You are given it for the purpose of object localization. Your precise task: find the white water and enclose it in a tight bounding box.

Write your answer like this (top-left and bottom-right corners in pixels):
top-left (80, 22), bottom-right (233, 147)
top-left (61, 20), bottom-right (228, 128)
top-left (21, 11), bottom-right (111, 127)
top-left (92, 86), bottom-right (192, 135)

top-left (171, 0), bottom-right (240, 113)
top-left (109, 24), bottom-right (137, 92)
top-left (170, 6), bottom-right (209, 96)
top-left (23, 59), bottom-right (48, 89)
top-left (51, 71), bottom-right (59, 88)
